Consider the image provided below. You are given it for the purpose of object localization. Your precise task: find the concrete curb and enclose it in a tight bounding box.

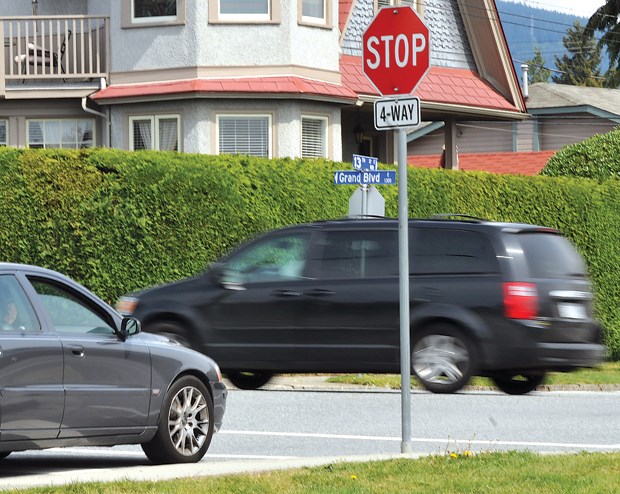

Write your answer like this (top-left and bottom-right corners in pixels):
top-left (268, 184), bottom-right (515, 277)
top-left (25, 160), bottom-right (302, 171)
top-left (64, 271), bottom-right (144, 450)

top-left (225, 375), bottom-right (620, 393)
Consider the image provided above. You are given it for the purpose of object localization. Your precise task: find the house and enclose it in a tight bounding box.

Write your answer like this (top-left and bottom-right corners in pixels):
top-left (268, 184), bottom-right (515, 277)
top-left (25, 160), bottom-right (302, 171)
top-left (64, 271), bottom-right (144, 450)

top-left (1, 0), bottom-right (527, 167)
top-left (408, 81), bottom-right (620, 175)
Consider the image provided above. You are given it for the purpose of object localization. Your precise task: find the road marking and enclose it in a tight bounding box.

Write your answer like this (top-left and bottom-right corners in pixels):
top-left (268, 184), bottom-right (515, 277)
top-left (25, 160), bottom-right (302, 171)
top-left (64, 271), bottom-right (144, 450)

top-left (219, 430), bottom-right (620, 451)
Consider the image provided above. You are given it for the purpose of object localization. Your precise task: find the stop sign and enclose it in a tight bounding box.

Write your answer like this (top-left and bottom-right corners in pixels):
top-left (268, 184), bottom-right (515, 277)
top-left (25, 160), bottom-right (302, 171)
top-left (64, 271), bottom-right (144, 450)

top-left (362, 6), bottom-right (430, 96)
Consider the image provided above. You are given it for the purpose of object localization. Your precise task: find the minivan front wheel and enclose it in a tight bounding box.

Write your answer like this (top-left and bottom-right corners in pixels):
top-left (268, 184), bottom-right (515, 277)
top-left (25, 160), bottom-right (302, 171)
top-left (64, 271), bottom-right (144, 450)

top-left (491, 372), bottom-right (546, 395)
top-left (412, 325), bottom-right (476, 394)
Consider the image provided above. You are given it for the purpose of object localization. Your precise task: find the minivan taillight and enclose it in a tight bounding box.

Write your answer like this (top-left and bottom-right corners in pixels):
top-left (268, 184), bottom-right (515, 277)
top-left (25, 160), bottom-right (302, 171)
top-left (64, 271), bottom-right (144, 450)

top-left (503, 282), bottom-right (538, 319)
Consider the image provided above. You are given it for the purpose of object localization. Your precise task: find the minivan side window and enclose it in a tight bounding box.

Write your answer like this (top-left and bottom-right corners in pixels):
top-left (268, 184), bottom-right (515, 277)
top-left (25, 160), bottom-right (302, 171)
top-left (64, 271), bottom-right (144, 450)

top-left (410, 228), bottom-right (499, 275)
top-left (313, 230), bottom-right (399, 279)
top-left (223, 233), bottom-right (310, 283)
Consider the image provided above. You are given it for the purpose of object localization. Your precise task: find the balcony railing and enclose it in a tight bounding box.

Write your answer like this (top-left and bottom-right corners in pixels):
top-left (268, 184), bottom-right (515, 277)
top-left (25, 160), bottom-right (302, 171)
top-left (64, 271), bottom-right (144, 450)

top-left (1, 15), bottom-right (108, 90)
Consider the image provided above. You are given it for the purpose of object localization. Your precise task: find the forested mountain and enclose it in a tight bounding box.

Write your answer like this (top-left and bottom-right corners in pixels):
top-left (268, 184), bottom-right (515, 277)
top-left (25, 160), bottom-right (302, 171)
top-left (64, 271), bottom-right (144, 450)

top-left (495, 1), bottom-right (608, 82)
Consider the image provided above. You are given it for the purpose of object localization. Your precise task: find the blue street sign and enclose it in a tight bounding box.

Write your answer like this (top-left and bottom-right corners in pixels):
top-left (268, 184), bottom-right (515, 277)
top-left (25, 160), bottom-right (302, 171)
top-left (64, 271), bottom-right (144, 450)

top-left (334, 170), bottom-right (397, 186)
top-left (352, 154), bottom-right (379, 171)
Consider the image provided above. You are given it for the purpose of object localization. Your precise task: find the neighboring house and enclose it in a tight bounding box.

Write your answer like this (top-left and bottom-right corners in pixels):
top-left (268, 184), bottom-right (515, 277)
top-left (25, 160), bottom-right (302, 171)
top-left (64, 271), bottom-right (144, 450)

top-left (0, 0), bottom-right (526, 167)
top-left (408, 82), bottom-right (620, 175)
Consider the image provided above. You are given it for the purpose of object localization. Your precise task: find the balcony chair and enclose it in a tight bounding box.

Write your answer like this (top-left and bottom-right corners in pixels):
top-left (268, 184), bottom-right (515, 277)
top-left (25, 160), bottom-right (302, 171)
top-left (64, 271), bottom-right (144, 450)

top-left (14, 30), bottom-right (72, 79)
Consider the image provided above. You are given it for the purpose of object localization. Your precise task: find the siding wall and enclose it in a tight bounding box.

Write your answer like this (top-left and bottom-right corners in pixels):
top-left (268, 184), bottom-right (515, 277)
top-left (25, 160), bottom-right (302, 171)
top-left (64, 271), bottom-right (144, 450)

top-left (409, 121), bottom-right (514, 155)
top-left (538, 114), bottom-right (618, 150)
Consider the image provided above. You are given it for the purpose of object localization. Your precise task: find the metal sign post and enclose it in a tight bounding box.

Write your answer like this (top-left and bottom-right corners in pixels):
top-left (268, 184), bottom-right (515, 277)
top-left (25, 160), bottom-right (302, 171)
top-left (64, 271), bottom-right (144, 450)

top-left (397, 127), bottom-right (412, 453)
top-left (362, 5), bottom-right (430, 455)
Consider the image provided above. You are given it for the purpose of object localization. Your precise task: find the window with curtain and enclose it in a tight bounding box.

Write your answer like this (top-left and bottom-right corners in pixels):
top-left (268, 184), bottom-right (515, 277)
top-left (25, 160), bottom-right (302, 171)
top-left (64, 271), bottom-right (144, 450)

top-left (133, 0), bottom-right (177, 20)
top-left (129, 115), bottom-right (179, 151)
top-left (301, 116), bottom-right (327, 158)
top-left (302, 0), bottom-right (325, 21)
top-left (27, 119), bottom-right (94, 149)
top-left (0, 120), bottom-right (7, 146)
top-left (218, 115), bottom-right (271, 158)
top-left (218, 0), bottom-right (270, 19)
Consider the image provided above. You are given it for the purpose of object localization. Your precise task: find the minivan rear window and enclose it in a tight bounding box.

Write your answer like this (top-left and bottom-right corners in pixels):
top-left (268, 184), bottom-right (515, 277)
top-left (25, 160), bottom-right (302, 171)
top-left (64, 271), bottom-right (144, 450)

top-left (518, 233), bottom-right (587, 278)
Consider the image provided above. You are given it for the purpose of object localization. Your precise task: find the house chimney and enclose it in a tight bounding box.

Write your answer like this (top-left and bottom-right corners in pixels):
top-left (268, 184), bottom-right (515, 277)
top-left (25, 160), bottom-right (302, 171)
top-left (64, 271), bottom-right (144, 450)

top-left (521, 64), bottom-right (529, 99)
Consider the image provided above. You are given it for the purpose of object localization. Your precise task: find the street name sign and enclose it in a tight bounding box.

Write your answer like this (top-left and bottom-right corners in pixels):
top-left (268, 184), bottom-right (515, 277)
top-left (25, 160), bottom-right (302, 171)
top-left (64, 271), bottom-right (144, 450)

top-left (353, 154), bottom-right (379, 171)
top-left (374, 97), bottom-right (420, 130)
top-left (334, 170), bottom-right (396, 186)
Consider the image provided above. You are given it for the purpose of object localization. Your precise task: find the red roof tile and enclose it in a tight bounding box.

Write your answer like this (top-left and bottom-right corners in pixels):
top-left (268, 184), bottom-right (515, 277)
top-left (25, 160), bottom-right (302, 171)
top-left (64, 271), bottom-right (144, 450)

top-left (408, 151), bottom-right (556, 176)
top-left (340, 55), bottom-right (521, 113)
top-left (92, 76), bottom-right (358, 102)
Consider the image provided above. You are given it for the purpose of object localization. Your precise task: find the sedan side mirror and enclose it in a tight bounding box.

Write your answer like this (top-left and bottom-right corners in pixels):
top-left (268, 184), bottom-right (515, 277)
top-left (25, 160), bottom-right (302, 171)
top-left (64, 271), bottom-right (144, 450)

top-left (119, 316), bottom-right (141, 341)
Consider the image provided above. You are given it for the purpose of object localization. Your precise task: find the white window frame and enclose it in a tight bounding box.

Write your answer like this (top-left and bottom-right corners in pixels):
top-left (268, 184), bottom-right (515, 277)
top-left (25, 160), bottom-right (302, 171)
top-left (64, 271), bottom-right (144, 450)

top-left (0, 120), bottom-right (7, 146)
top-left (216, 114), bottom-right (273, 158)
top-left (209, 0), bottom-right (280, 24)
top-left (26, 119), bottom-right (95, 149)
top-left (299, 0), bottom-right (329, 26)
top-left (375, 0), bottom-right (416, 11)
top-left (301, 115), bottom-right (328, 159)
top-left (124, 0), bottom-right (185, 27)
top-left (129, 114), bottom-right (181, 151)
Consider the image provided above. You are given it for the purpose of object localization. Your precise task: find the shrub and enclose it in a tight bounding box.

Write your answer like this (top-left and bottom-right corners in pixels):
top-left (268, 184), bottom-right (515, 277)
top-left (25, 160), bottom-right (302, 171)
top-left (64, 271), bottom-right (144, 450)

top-left (541, 128), bottom-right (620, 180)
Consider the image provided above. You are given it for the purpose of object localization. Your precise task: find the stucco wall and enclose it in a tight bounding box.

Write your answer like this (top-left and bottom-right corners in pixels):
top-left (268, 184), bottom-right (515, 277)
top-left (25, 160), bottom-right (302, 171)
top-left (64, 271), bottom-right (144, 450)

top-left (106, 0), bottom-right (339, 74)
top-left (0, 0), bottom-right (86, 16)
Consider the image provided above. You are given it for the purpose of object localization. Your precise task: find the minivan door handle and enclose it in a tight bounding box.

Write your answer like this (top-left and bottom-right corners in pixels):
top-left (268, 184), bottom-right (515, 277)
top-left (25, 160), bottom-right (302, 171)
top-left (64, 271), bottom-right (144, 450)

top-left (273, 289), bottom-right (303, 298)
top-left (306, 289), bottom-right (335, 297)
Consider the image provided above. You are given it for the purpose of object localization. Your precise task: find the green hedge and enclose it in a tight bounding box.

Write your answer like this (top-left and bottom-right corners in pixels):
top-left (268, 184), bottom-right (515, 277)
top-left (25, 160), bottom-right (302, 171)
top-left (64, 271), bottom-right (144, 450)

top-left (541, 128), bottom-right (620, 180)
top-left (0, 147), bottom-right (618, 359)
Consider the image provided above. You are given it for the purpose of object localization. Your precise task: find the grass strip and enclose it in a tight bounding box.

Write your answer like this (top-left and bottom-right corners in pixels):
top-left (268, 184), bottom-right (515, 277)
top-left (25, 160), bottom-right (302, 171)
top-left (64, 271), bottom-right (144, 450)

top-left (11, 452), bottom-right (620, 494)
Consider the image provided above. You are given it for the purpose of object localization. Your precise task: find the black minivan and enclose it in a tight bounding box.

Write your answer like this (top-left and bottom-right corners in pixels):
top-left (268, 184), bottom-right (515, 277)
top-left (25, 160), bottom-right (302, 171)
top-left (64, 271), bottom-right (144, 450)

top-left (118, 216), bottom-right (606, 394)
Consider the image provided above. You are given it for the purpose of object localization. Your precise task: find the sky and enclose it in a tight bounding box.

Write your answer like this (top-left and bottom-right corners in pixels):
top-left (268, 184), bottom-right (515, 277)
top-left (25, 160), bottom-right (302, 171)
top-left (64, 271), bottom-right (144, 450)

top-left (501, 0), bottom-right (605, 18)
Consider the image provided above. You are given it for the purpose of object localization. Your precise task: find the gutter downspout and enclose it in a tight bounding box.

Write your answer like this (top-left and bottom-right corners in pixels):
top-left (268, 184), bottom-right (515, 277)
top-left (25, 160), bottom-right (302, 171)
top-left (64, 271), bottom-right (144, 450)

top-left (82, 78), bottom-right (110, 148)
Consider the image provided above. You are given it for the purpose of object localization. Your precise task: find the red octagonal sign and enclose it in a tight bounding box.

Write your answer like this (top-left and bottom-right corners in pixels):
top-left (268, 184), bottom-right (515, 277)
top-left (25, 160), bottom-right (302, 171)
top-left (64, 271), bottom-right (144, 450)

top-left (362, 6), bottom-right (430, 96)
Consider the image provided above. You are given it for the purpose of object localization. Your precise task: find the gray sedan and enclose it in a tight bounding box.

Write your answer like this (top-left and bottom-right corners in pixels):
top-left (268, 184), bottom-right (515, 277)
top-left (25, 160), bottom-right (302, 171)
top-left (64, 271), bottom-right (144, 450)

top-left (0, 263), bottom-right (227, 464)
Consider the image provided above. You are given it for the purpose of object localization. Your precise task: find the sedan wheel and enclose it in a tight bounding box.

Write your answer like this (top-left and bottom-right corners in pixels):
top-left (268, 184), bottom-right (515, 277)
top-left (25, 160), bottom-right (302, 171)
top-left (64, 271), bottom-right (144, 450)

top-left (412, 325), bottom-right (476, 394)
top-left (492, 372), bottom-right (546, 395)
top-left (142, 375), bottom-right (214, 464)
top-left (226, 371), bottom-right (274, 390)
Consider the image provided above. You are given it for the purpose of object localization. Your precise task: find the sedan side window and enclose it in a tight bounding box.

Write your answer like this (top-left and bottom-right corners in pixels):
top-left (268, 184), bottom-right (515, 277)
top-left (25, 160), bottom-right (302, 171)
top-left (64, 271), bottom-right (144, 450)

top-left (28, 278), bottom-right (115, 335)
top-left (0, 275), bottom-right (40, 333)
top-left (223, 233), bottom-right (310, 284)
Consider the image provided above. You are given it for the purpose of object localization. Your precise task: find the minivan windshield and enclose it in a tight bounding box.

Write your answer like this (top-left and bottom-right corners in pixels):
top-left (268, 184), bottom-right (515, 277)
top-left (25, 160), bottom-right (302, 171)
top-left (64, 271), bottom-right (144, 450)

top-left (518, 233), bottom-right (587, 278)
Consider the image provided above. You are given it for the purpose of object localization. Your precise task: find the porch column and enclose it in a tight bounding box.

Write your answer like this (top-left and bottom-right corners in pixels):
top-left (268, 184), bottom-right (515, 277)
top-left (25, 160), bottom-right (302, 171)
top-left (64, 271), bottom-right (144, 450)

top-left (443, 119), bottom-right (458, 170)
top-left (0, 22), bottom-right (5, 97)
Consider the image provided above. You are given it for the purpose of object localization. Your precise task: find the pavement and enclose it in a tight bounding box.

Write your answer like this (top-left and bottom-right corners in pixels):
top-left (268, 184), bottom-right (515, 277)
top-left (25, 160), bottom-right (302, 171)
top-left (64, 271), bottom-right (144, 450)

top-left (1, 374), bottom-right (617, 491)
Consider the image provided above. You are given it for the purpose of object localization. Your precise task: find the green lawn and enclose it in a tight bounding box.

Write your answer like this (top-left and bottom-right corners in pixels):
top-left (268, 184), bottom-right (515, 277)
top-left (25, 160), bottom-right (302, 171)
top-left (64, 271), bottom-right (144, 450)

top-left (326, 362), bottom-right (620, 389)
top-left (13, 452), bottom-right (620, 493)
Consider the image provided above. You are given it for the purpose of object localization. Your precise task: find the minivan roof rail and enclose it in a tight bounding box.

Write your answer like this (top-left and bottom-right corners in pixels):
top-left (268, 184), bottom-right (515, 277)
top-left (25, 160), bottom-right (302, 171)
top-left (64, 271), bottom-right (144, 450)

top-left (428, 213), bottom-right (487, 222)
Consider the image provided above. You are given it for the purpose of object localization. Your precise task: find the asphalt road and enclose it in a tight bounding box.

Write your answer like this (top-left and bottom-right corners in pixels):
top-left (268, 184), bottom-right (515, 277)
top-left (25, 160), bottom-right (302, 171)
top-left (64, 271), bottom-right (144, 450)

top-left (1, 385), bottom-right (619, 490)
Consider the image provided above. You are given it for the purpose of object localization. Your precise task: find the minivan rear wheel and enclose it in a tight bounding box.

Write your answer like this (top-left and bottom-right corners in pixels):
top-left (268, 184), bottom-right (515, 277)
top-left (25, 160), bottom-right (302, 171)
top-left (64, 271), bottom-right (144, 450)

top-left (412, 324), bottom-right (476, 394)
top-left (491, 372), bottom-right (546, 395)
top-left (226, 371), bottom-right (274, 390)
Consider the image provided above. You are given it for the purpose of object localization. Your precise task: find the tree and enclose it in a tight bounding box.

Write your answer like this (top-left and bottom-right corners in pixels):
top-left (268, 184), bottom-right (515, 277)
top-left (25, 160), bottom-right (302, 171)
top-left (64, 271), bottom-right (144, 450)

top-left (587, 0), bottom-right (620, 87)
top-left (552, 21), bottom-right (605, 87)
top-left (525, 47), bottom-right (551, 83)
